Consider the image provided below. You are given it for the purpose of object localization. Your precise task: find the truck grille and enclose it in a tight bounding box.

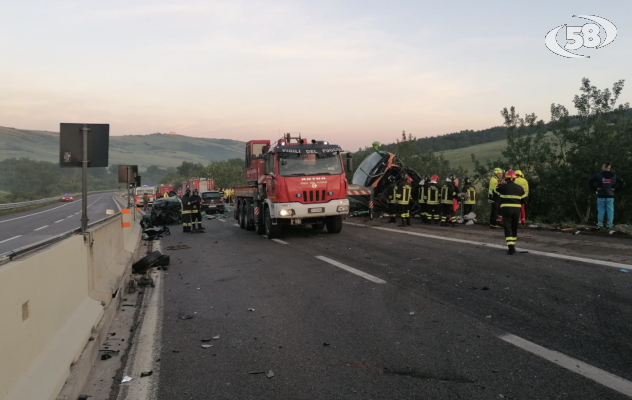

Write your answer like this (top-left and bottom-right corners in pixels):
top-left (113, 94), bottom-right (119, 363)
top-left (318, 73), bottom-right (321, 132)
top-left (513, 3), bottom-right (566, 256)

top-left (302, 190), bottom-right (327, 203)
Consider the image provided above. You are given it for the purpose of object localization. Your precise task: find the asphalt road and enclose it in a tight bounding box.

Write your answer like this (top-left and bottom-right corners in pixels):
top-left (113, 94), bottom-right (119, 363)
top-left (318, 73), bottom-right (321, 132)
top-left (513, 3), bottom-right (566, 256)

top-left (152, 217), bottom-right (632, 399)
top-left (0, 193), bottom-right (121, 254)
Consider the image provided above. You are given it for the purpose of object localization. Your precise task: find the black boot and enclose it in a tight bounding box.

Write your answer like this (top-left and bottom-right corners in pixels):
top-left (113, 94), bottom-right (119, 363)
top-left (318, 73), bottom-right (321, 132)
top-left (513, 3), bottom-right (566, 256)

top-left (399, 219), bottom-right (407, 227)
top-left (389, 217), bottom-right (396, 224)
top-left (406, 218), bottom-right (411, 226)
top-left (507, 245), bottom-right (516, 255)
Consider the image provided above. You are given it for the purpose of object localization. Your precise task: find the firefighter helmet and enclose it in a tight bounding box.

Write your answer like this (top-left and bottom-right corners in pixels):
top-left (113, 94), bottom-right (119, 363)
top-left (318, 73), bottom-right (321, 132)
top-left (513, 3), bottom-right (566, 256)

top-left (431, 174), bottom-right (439, 182)
top-left (515, 170), bottom-right (524, 177)
top-left (493, 167), bottom-right (503, 174)
top-left (423, 174), bottom-right (430, 181)
top-left (463, 177), bottom-right (471, 185)
top-left (505, 170), bottom-right (517, 180)
top-left (447, 173), bottom-right (456, 182)
top-left (185, 189), bottom-right (191, 195)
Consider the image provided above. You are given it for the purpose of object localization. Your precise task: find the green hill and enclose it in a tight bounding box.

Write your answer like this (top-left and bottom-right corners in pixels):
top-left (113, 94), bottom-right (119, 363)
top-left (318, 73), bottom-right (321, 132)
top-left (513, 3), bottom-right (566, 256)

top-left (0, 126), bottom-right (245, 170)
top-left (439, 138), bottom-right (506, 173)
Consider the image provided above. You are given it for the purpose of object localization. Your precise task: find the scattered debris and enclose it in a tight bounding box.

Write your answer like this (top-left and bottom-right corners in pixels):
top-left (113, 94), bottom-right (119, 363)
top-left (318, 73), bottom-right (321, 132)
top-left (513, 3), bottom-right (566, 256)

top-left (267, 370), bottom-right (275, 378)
top-left (121, 376), bottom-right (133, 384)
top-left (166, 245), bottom-right (191, 250)
top-left (249, 371), bottom-right (266, 375)
top-left (212, 335), bottom-right (220, 340)
top-left (140, 371), bottom-right (153, 378)
top-left (485, 315), bottom-right (492, 319)
top-left (101, 354), bottom-right (112, 361)
top-left (323, 343), bottom-right (330, 346)
top-left (409, 311), bottom-right (415, 315)
top-left (482, 287), bottom-right (490, 291)
top-left (466, 220), bottom-right (474, 225)
top-left (609, 230), bottom-right (616, 235)
top-left (574, 231), bottom-right (581, 235)
top-left (77, 395), bottom-right (91, 400)
top-left (180, 314), bottom-right (194, 320)
top-left (201, 338), bottom-right (213, 342)
top-left (172, 350), bottom-right (180, 353)
top-left (201, 344), bottom-right (214, 349)
top-left (248, 308), bottom-right (255, 312)
top-left (133, 251), bottom-right (163, 274)
top-left (135, 274), bottom-right (155, 287)
top-left (620, 269), bottom-right (629, 273)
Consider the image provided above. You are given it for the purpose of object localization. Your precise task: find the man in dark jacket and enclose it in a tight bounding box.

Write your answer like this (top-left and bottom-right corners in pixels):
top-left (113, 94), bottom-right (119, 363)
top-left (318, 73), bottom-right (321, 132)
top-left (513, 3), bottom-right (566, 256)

top-left (397, 174), bottom-right (412, 227)
top-left (494, 170), bottom-right (526, 255)
top-left (181, 189), bottom-right (192, 232)
top-left (588, 163), bottom-right (625, 228)
top-left (440, 174), bottom-right (460, 226)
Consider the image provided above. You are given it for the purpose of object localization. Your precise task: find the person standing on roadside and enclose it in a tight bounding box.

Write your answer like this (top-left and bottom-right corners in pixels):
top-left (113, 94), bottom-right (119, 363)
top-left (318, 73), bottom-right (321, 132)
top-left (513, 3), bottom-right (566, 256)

top-left (488, 168), bottom-right (504, 229)
top-left (494, 170), bottom-right (526, 255)
top-left (514, 170), bottom-right (529, 225)
top-left (588, 163), bottom-right (625, 229)
top-left (181, 189), bottom-right (192, 232)
top-left (461, 177), bottom-right (477, 216)
top-left (189, 189), bottom-right (204, 231)
top-left (142, 192), bottom-right (149, 211)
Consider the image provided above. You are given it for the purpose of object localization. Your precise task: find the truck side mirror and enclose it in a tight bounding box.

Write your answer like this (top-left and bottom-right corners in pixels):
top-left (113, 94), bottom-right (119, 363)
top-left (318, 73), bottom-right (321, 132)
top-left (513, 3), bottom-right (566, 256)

top-left (345, 153), bottom-right (353, 174)
top-left (262, 146), bottom-right (269, 154)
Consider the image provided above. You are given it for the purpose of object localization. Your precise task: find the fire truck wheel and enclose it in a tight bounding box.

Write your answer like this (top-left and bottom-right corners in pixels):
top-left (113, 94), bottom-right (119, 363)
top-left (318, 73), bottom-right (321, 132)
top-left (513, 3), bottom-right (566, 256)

top-left (311, 223), bottom-right (325, 231)
top-left (239, 201), bottom-right (247, 229)
top-left (245, 200), bottom-right (255, 231)
top-left (264, 207), bottom-right (281, 239)
top-left (325, 215), bottom-right (343, 233)
top-left (234, 199), bottom-right (239, 220)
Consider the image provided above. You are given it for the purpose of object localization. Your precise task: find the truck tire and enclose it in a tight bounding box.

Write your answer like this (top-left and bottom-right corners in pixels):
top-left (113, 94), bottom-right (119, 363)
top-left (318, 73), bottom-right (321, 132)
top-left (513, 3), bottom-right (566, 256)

top-left (254, 202), bottom-right (266, 235)
top-left (325, 215), bottom-right (343, 233)
top-left (245, 200), bottom-right (255, 231)
top-left (264, 206), bottom-right (281, 239)
top-left (312, 223), bottom-right (325, 231)
top-left (132, 251), bottom-right (162, 274)
top-left (234, 199), bottom-right (240, 220)
top-left (239, 201), bottom-right (247, 229)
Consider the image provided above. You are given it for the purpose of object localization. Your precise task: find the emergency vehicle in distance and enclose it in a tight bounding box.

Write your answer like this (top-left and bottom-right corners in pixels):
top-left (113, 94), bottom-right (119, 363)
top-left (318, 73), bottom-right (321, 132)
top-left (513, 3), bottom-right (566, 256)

top-left (180, 178), bottom-right (214, 195)
top-left (234, 133), bottom-right (351, 239)
top-left (135, 185), bottom-right (156, 206)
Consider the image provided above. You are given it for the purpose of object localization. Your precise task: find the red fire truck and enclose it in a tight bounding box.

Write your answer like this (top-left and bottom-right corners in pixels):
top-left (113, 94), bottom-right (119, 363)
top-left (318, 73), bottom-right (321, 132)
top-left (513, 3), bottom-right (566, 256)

top-left (234, 134), bottom-right (351, 239)
top-left (181, 178), bottom-right (214, 194)
top-left (157, 185), bottom-right (173, 197)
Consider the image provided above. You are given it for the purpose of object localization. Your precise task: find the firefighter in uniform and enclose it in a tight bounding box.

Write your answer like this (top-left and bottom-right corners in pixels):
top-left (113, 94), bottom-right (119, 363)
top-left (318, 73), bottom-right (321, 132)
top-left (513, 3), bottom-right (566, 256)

top-left (514, 170), bottom-right (529, 225)
top-left (397, 174), bottom-right (412, 227)
top-left (440, 174), bottom-right (460, 226)
top-left (461, 177), bottom-right (477, 216)
top-left (494, 170), bottom-right (526, 255)
top-left (387, 176), bottom-right (398, 223)
top-left (181, 189), bottom-right (192, 232)
top-left (426, 174), bottom-right (441, 223)
top-left (418, 175), bottom-right (429, 223)
top-left (189, 188), bottom-right (204, 231)
top-left (488, 168), bottom-right (504, 229)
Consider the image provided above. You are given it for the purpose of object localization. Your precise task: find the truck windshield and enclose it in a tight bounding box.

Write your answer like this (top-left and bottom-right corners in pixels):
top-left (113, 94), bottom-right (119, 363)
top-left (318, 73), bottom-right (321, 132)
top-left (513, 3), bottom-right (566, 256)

top-left (351, 152), bottom-right (387, 186)
top-left (278, 152), bottom-right (342, 177)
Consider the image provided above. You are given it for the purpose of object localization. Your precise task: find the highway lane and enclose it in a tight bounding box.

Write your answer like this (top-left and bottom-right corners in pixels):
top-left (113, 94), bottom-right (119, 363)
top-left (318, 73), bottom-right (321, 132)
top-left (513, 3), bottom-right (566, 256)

top-left (0, 193), bottom-right (121, 254)
top-left (148, 218), bottom-right (632, 400)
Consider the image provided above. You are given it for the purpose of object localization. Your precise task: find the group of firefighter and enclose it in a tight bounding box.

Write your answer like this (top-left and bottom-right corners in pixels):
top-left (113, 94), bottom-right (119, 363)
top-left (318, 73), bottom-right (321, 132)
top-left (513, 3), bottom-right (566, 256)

top-left (387, 168), bottom-right (528, 255)
top-left (180, 188), bottom-right (205, 233)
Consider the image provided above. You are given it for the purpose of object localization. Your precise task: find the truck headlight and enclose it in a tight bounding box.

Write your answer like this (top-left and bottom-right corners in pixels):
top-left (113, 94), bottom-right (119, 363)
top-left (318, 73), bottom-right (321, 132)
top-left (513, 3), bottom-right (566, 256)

top-left (278, 209), bottom-right (295, 216)
top-left (337, 205), bottom-right (349, 213)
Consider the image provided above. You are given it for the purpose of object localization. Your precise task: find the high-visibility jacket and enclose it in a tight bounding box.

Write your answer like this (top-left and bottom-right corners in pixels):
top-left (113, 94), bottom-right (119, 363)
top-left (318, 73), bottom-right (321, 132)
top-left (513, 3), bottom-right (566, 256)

top-left (462, 184), bottom-right (477, 205)
top-left (493, 182), bottom-right (526, 208)
top-left (426, 182), bottom-right (440, 205)
top-left (388, 184), bottom-right (398, 204)
top-left (397, 182), bottom-right (411, 205)
top-left (514, 177), bottom-right (529, 197)
top-left (418, 182), bottom-right (426, 204)
top-left (182, 194), bottom-right (192, 214)
top-left (441, 180), bottom-right (460, 204)
top-left (189, 194), bottom-right (201, 213)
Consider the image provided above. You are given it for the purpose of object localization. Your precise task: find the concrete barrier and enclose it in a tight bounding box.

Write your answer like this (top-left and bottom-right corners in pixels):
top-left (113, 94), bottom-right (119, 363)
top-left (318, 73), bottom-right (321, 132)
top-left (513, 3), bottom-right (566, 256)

top-left (0, 209), bottom-right (142, 400)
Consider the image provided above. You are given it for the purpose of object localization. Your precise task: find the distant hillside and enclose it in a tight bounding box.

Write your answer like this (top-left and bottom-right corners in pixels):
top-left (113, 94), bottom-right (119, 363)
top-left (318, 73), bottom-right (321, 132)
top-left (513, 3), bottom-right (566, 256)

top-left (0, 126), bottom-right (245, 169)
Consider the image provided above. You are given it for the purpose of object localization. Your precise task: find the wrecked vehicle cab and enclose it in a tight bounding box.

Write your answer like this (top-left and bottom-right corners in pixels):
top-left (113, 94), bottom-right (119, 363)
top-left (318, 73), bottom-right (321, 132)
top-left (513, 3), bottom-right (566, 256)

top-left (350, 151), bottom-right (421, 213)
top-left (150, 196), bottom-right (182, 225)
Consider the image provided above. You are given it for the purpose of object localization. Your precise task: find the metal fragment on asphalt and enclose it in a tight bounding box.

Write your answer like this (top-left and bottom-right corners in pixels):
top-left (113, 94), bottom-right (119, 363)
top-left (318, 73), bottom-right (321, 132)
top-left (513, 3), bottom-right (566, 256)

top-left (249, 371), bottom-right (265, 374)
top-left (212, 335), bottom-right (220, 339)
top-left (248, 308), bottom-right (255, 311)
top-left (201, 344), bottom-right (213, 348)
top-left (267, 370), bottom-right (275, 378)
top-left (121, 376), bottom-right (133, 383)
top-left (140, 371), bottom-right (153, 377)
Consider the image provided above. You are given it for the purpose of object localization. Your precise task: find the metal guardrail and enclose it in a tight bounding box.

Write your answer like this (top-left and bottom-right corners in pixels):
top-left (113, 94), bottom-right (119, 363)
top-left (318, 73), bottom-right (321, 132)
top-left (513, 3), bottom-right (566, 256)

top-left (0, 195), bottom-right (129, 264)
top-left (0, 190), bottom-right (120, 211)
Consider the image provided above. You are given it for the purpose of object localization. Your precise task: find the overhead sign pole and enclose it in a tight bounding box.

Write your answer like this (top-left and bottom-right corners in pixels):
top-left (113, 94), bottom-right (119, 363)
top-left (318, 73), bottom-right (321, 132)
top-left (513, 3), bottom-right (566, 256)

top-left (81, 124), bottom-right (90, 232)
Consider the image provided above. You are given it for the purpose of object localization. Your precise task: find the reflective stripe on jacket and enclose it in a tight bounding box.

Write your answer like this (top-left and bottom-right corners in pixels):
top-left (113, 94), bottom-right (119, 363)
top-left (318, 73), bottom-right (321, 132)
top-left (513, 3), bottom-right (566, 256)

top-left (493, 182), bottom-right (526, 208)
top-left (514, 177), bottom-right (529, 197)
top-left (462, 184), bottom-right (476, 205)
top-left (426, 183), bottom-right (440, 204)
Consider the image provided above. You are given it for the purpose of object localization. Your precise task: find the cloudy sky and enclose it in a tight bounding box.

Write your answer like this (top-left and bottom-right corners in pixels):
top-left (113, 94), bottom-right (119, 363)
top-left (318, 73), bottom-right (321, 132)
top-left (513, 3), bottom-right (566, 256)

top-left (0, 0), bottom-right (629, 149)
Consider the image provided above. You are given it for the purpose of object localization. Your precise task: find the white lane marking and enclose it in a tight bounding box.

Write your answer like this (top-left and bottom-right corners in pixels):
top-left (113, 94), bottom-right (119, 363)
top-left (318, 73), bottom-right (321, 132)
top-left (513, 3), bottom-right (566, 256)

top-left (112, 195), bottom-right (122, 212)
top-left (0, 235), bottom-right (22, 244)
top-left (233, 224), bottom-right (239, 227)
top-left (34, 225), bottom-right (49, 231)
top-left (218, 219), bottom-right (226, 223)
top-left (55, 219), bottom-right (64, 223)
top-left (66, 215), bottom-right (73, 219)
top-left (344, 223), bottom-right (632, 270)
top-left (271, 238), bottom-right (288, 245)
top-left (499, 334), bottom-right (632, 397)
top-left (315, 255), bottom-right (387, 284)
top-left (0, 194), bottom-right (106, 224)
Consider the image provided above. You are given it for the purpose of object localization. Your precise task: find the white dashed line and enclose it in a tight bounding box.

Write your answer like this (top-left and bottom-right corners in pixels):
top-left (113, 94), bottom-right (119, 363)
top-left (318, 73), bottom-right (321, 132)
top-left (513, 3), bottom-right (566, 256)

top-left (55, 219), bottom-right (64, 223)
top-left (0, 235), bottom-right (22, 244)
top-left (34, 225), bottom-right (48, 231)
top-left (271, 238), bottom-right (288, 245)
top-left (315, 255), bottom-right (387, 284)
top-left (66, 216), bottom-right (73, 219)
top-left (344, 223), bottom-right (632, 270)
top-left (499, 334), bottom-right (632, 397)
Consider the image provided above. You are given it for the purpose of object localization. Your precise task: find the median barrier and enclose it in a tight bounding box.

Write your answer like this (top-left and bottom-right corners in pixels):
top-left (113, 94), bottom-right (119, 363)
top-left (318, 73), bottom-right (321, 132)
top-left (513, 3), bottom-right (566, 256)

top-left (0, 208), bottom-right (142, 400)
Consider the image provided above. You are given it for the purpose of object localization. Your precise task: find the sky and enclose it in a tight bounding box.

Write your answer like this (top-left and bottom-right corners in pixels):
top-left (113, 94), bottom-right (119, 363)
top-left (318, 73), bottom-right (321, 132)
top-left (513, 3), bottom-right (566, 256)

top-left (0, 0), bottom-right (630, 150)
